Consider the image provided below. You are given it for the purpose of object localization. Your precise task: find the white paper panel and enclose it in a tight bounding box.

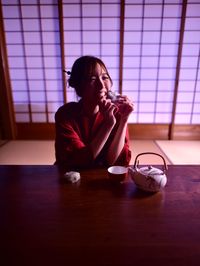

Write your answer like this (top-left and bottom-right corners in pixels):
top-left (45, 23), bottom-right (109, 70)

top-left (1, 1), bottom-right (199, 125)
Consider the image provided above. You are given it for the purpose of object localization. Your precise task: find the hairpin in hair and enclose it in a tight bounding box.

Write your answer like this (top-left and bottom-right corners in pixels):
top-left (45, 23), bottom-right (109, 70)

top-left (63, 69), bottom-right (71, 75)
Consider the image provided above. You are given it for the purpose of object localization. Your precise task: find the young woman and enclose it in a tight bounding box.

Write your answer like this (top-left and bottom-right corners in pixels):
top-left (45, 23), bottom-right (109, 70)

top-left (55, 56), bottom-right (134, 171)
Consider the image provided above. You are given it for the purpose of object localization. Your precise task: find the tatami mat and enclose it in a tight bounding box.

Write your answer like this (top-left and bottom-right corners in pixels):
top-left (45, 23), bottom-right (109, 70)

top-left (0, 140), bottom-right (55, 165)
top-left (0, 140), bottom-right (199, 165)
top-left (129, 140), bottom-right (171, 165)
top-left (0, 140), bottom-right (169, 166)
top-left (156, 140), bottom-right (200, 165)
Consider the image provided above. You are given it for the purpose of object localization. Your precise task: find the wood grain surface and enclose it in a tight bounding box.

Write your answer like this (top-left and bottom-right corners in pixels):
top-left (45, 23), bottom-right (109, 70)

top-left (1, 165), bottom-right (200, 266)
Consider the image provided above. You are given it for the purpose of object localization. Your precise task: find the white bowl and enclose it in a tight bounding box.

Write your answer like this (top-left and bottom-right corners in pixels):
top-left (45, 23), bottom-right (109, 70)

top-left (107, 166), bottom-right (128, 183)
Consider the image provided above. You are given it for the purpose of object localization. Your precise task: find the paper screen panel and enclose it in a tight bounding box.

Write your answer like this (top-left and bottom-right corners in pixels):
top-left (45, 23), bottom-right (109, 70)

top-left (63, 1), bottom-right (121, 95)
top-left (2, 1), bottom-right (62, 123)
top-left (1, 0), bottom-right (200, 126)
top-left (176, 1), bottom-right (200, 124)
top-left (123, 1), bottom-right (181, 123)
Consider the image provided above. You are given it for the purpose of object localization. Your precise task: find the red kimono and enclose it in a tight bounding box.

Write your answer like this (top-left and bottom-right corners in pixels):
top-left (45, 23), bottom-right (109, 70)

top-left (55, 100), bottom-right (131, 171)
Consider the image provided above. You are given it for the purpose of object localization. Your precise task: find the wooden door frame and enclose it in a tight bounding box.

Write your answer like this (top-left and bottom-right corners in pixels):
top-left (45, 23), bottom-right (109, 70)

top-left (0, 3), bottom-right (16, 139)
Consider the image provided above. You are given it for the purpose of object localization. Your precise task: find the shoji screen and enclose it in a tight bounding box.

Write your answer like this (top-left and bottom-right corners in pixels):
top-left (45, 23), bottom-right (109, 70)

top-left (176, 0), bottom-right (200, 124)
top-left (2, 0), bottom-right (121, 123)
top-left (1, 0), bottom-right (200, 139)
top-left (63, 0), bottom-right (121, 101)
top-left (123, 0), bottom-right (182, 123)
top-left (2, 0), bottom-right (62, 123)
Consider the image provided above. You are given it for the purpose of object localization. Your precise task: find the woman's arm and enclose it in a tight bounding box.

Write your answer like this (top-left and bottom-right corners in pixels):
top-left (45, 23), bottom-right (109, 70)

top-left (89, 100), bottom-right (117, 159)
top-left (105, 96), bottom-right (134, 165)
top-left (106, 119), bottom-right (128, 165)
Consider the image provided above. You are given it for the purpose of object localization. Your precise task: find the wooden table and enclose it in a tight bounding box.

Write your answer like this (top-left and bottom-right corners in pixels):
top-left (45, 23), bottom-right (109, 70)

top-left (0, 165), bottom-right (200, 266)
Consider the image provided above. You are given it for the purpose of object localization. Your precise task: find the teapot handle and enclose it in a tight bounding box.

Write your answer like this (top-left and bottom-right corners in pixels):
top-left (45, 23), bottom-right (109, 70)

top-left (133, 152), bottom-right (168, 172)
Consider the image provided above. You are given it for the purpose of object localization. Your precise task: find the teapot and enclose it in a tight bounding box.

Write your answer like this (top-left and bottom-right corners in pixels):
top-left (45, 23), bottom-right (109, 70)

top-left (128, 152), bottom-right (168, 193)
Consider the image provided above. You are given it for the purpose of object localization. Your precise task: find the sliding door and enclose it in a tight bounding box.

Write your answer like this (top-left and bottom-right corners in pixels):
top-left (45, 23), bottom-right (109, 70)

top-left (1, 0), bottom-right (200, 139)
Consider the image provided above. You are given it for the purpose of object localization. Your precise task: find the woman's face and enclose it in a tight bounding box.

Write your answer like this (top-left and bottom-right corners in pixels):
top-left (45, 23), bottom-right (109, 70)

top-left (81, 63), bottom-right (112, 104)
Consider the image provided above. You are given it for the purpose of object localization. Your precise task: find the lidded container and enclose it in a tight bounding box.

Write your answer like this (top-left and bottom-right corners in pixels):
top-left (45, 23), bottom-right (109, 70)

top-left (129, 152), bottom-right (168, 193)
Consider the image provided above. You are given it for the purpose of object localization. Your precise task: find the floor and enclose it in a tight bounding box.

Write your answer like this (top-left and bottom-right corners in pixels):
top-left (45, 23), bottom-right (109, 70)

top-left (0, 140), bottom-right (199, 165)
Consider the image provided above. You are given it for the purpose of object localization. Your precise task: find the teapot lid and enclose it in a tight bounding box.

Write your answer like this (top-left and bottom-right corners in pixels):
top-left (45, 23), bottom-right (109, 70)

top-left (138, 165), bottom-right (164, 177)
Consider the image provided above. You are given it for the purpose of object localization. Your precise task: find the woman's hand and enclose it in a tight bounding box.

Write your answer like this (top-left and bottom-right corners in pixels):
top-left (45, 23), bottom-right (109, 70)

top-left (114, 95), bottom-right (134, 121)
top-left (98, 98), bottom-right (118, 125)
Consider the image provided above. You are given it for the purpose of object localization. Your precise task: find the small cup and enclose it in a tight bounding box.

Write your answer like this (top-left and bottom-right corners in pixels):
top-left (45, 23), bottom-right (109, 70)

top-left (107, 166), bottom-right (128, 183)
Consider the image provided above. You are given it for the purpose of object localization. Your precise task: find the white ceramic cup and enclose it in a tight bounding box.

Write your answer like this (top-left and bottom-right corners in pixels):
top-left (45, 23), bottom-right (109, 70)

top-left (107, 166), bottom-right (128, 183)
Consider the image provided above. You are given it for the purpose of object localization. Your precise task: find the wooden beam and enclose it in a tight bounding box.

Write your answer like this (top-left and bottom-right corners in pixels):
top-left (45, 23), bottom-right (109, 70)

top-left (16, 122), bottom-right (200, 140)
top-left (0, 3), bottom-right (16, 139)
top-left (58, 0), bottom-right (67, 104)
top-left (168, 0), bottom-right (187, 140)
top-left (119, 0), bottom-right (125, 94)
top-left (128, 124), bottom-right (169, 140)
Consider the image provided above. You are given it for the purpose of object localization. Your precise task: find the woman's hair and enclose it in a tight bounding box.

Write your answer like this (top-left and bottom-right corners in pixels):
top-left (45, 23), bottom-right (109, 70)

top-left (68, 55), bottom-right (113, 97)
